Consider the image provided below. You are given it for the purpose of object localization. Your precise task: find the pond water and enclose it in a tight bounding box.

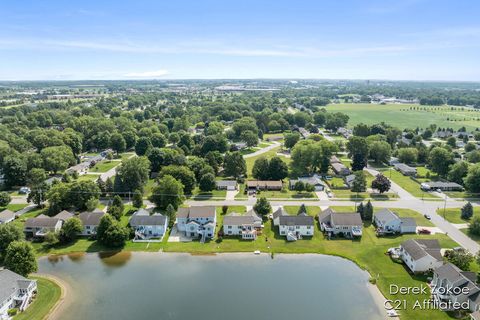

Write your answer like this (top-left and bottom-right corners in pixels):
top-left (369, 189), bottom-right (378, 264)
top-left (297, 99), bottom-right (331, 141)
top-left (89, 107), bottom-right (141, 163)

top-left (39, 252), bottom-right (384, 320)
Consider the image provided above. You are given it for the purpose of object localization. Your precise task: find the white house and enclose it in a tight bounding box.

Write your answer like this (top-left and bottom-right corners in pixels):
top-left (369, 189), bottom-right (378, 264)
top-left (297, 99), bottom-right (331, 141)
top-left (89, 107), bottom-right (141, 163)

top-left (216, 180), bottom-right (238, 191)
top-left (272, 207), bottom-right (288, 226)
top-left (431, 263), bottom-right (480, 312)
top-left (0, 268), bottom-right (37, 319)
top-left (176, 206), bottom-right (217, 241)
top-left (374, 208), bottom-right (417, 235)
top-left (78, 210), bottom-right (105, 236)
top-left (24, 215), bottom-right (63, 238)
top-left (399, 239), bottom-right (443, 273)
top-left (222, 209), bottom-right (263, 240)
top-left (277, 211), bottom-right (314, 241)
top-left (289, 174), bottom-right (325, 191)
top-left (129, 209), bottom-right (168, 241)
top-left (0, 210), bottom-right (15, 225)
top-left (318, 208), bottom-right (363, 238)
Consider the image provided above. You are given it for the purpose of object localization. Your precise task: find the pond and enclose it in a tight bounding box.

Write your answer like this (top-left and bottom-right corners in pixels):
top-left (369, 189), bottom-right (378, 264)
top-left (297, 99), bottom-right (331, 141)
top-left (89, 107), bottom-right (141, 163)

top-left (39, 252), bottom-right (384, 320)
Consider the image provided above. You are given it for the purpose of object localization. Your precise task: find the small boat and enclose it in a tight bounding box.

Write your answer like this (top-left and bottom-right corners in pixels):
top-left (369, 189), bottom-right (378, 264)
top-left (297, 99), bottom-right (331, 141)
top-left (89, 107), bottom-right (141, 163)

top-left (254, 250), bottom-right (261, 255)
top-left (387, 309), bottom-right (398, 317)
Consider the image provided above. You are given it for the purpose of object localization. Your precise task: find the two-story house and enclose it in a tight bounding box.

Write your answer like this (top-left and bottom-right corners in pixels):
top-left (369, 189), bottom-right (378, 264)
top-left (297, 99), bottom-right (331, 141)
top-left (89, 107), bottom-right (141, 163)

top-left (374, 208), bottom-right (417, 235)
top-left (399, 239), bottom-right (443, 273)
top-left (318, 208), bottom-right (363, 238)
top-left (176, 206), bottom-right (217, 241)
top-left (222, 209), bottom-right (263, 240)
top-left (24, 215), bottom-right (63, 238)
top-left (277, 211), bottom-right (314, 241)
top-left (78, 210), bottom-right (106, 236)
top-left (0, 268), bottom-right (37, 318)
top-left (129, 208), bottom-right (168, 241)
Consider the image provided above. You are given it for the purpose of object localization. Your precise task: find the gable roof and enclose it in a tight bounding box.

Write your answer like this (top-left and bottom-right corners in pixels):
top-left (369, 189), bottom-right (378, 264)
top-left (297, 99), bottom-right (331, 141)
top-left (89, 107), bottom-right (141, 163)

top-left (78, 210), bottom-right (105, 226)
top-left (0, 268), bottom-right (36, 303)
top-left (374, 208), bottom-right (399, 224)
top-left (279, 214), bottom-right (314, 226)
top-left (246, 180), bottom-right (283, 188)
top-left (25, 216), bottom-right (61, 228)
top-left (216, 180), bottom-right (237, 187)
top-left (331, 213), bottom-right (363, 226)
top-left (223, 212), bottom-right (256, 225)
top-left (54, 210), bottom-right (74, 221)
top-left (129, 212), bottom-right (167, 227)
top-left (399, 217), bottom-right (417, 227)
top-left (273, 207), bottom-right (288, 219)
top-left (401, 239), bottom-right (442, 261)
top-left (177, 206), bottom-right (216, 219)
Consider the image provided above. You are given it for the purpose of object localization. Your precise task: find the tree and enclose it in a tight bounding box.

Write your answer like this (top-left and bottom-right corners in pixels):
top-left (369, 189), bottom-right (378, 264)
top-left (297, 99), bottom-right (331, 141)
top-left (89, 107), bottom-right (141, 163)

top-left (68, 180), bottom-right (101, 211)
top-left (107, 204), bottom-right (123, 220)
top-left (351, 171), bottom-right (367, 193)
top-left (467, 151), bottom-right (480, 163)
top-left (165, 204), bottom-right (176, 226)
top-left (97, 214), bottom-right (129, 248)
top-left (26, 168), bottom-right (47, 187)
top-left (353, 123), bottom-right (370, 137)
top-left (371, 174), bottom-right (391, 194)
top-left (253, 197), bottom-right (271, 216)
top-left (363, 200), bottom-right (373, 222)
top-left (356, 202), bottom-right (364, 217)
top-left (429, 147), bottom-right (454, 176)
top-left (294, 181), bottom-right (305, 192)
top-left (223, 152), bottom-right (247, 178)
top-left (2, 156), bottom-right (27, 187)
top-left (465, 164), bottom-right (480, 193)
top-left (114, 156), bottom-right (150, 192)
top-left (444, 249), bottom-right (474, 271)
top-left (41, 146), bottom-right (75, 174)
top-left (85, 198), bottom-right (99, 212)
top-left (470, 217), bottom-right (480, 236)
top-left (240, 130), bottom-right (258, 147)
top-left (291, 139), bottom-right (337, 175)
top-left (448, 161), bottom-right (469, 185)
top-left (135, 136), bottom-right (152, 156)
top-left (0, 192), bottom-right (11, 207)
top-left (0, 224), bottom-right (24, 257)
top-left (46, 182), bottom-right (71, 215)
top-left (268, 157), bottom-right (289, 180)
top-left (347, 137), bottom-right (369, 170)
top-left (132, 190), bottom-right (143, 208)
top-left (252, 157), bottom-right (270, 180)
top-left (461, 202), bottom-right (474, 220)
top-left (4, 241), bottom-right (37, 277)
top-left (159, 165), bottom-right (196, 195)
top-left (284, 132), bottom-right (301, 149)
top-left (59, 217), bottom-right (83, 243)
top-left (150, 175), bottom-right (184, 209)
top-left (110, 133), bottom-right (126, 155)
top-left (369, 141), bottom-right (391, 164)
top-left (465, 142), bottom-right (477, 153)
top-left (44, 231), bottom-right (59, 246)
top-left (199, 173), bottom-right (216, 192)
top-left (446, 136), bottom-right (457, 148)
top-left (397, 147), bottom-right (418, 164)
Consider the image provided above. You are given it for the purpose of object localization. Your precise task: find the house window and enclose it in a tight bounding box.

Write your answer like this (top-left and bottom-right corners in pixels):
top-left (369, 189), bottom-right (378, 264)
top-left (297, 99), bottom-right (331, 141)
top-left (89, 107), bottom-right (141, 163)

top-left (228, 226), bottom-right (232, 229)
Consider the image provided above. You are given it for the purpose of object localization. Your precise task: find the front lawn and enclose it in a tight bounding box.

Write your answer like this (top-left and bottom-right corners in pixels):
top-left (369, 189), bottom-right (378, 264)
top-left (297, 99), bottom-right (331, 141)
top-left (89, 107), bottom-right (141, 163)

top-left (77, 174), bottom-right (99, 182)
top-left (380, 169), bottom-right (439, 199)
top-left (189, 187), bottom-right (226, 200)
top-left (1, 203), bottom-right (28, 212)
top-left (438, 207), bottom-right (480, 224)
top-left (14, 276), bottom-right (61, 320)
top-left (89, 160), bottom-right (120, 173)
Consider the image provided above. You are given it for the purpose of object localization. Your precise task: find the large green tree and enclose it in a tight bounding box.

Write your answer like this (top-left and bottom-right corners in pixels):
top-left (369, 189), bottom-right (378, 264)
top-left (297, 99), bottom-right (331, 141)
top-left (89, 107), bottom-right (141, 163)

top-left (4, 241), bottom-right (38, 277)
top-left (114, 156), bottom-right (150, 192)
top-left (150, 175), bottom-right (185, 209)
top-left (223, 152), bottom-right (247, 178)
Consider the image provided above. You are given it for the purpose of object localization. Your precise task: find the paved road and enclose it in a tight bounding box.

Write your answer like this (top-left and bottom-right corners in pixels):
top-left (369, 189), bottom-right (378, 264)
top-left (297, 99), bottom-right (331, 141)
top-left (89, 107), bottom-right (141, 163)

top-left (243, 141), bottom-right (281, 158)
top-left (365, 167), bottom-right (416, 201)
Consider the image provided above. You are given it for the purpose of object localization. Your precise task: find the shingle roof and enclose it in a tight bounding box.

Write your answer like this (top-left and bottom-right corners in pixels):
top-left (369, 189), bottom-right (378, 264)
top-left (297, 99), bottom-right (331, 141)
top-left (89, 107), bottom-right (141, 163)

top-left (273, 207), bottom-right (288, 219)
top-left (246, 180), bottom-right (283, 188)
top-left (423, 181), bottom-right (463, 189)
top-left (130, 212), bottom-right (167, 227)
top-left (331, 213), bottom-right (363, 226)
top-left (0, 269), bottom-right (36, 303)
top-left (401, 239), bottom-right (442, 261)
top-left (374, 208), bottom-right (398, 224)
top-left (78, 210), bottom-right (105, 226)
top-left (223, 213), bottom-right (256, 225)
top-left (279, 214), bottom-right (314, 226)
top-left (399, 217), bottom-right (417, 227)
top-left (54, 210), bottom-right (74, 221)
top-left (177, 206), bottom-right (216, 219)
top-left (25, 217), bottom-right (61, 228)
top-left (216, 180), bottom-right (237, 187)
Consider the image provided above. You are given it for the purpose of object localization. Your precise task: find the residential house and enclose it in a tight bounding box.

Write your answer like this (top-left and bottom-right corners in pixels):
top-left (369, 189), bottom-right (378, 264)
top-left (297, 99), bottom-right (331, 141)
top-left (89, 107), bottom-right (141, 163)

top-left (176, 206), bottom-right (217, 241)
top-left (394, 163), bottom-right (417, 176)
top-left (431, 263), bottom-right (480, 312)
top-left (246, 180), bottom-right (283, 191)
top-left (399, 239), bottom-right (443, 273)
top-left (277, 211), bottom-right (314, 241)
top-left (318, 208), bottom-right (363, 238)
top-left (298, 127), bottom-right (310, 139)
top-left (0, 269), bottom-right (37, 318)
top-left (330, 155), bottom-right (341, 164)
top-left (344, 174), bottom-right (356, 188)
top-left (53, 210), bottom-right (74, 222)
top-left (24, 215), bottom-right (63, 237)
top-left (222, 209), bottom-right (263, 240)
top-left (435, 130), bottom-right (453, 139)
top-left (421, 181), bottom-right (464, 192)
top-left (0, 210), bottom-right (15, 224)
top-left (78, 210), bottom-right (105, 236)
top-left (388, 157), bottom-right (400, 166)
top-left (373, 208), bottom-right (417, 235)
top-left (289, 174), bottom-right (325, 191)
top-left (272, 207), bottom-right (289, 226)
top-left (331, 162), bottom-right (351, 176)
top-left (337, 127), bottom-right (352, 139)
top-left (129, 209), bottom-right (168, 241)
top-left (216, 180), bottom-right (238, 191)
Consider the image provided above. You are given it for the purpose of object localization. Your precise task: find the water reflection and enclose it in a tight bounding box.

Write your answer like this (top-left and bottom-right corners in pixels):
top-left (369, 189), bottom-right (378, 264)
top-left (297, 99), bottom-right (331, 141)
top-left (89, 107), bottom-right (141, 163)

top-left (98, 251), bottom-right (132, 267)
top-left (47, 254), bottom-right (64, 265)
top-left (67, 252), bottom-right (85, 262)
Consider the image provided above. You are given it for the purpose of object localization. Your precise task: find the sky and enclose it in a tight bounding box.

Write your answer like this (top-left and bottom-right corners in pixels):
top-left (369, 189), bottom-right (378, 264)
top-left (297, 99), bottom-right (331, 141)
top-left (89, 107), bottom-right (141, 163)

top-left (1, 0), bottom-right (480, 81)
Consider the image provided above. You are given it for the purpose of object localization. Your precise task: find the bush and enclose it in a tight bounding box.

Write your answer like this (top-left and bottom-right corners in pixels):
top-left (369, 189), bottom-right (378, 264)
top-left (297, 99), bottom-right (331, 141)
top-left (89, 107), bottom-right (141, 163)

top-left (8, 308), bottom-right (18, 316)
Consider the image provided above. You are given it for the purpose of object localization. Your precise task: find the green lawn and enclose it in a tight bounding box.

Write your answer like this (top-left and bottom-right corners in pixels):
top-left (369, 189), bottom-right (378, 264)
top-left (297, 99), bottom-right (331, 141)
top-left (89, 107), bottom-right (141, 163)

top-left (438, 207), bottom-right (480, 224)
top-left (325, 103), bottom-right (480, 130)
top-left (89, 160), bottom-right (120, 173)
top-left (245, 146), bottom-right (286, 175)
top-left (234, 183), bottom-right (316, 200)
top-left (0, 203), bottom-right (28, 212)
top-left (381, 169), bottom-right (439, 199)
top-left (189, 187), bottom-right (227, 200)
top-left (331, 189), bottom-right (398, 200)
top-left (77, 174), bottom-right (99, 182)
top-left (14, 276), bottom-right (61, 320)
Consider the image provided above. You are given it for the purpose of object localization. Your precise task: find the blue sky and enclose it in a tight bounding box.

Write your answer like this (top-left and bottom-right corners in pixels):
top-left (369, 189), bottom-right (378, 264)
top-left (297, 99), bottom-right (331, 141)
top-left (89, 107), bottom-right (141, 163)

top-left (1, 0), bottom-right (479, 81)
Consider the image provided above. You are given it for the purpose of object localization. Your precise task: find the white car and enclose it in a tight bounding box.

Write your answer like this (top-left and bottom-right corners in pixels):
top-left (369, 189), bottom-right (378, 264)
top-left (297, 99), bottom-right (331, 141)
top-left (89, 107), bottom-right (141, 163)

top-left (19, 187), bottom-right (31, 194)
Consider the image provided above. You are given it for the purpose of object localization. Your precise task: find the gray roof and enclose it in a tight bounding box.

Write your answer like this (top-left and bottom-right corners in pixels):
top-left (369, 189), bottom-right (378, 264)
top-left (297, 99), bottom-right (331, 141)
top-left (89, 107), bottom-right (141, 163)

top-left (434, 263), bottom-right (477, 284)
top-left (223, 213), bottom-right (256, 225)
top-left (318, 208), bottom-right (335, 223)
top-left (54, 210), bottom-right (74, 221)
top-left (394, 163), bottom-right (416, 172)
top-left (401, 239), bottom-right (442, 261)
top-left (273, 207), bottom-right (288, 219)
top-left (25, 216), bottom-right (61, 228)
top-left (331, 213), bottom-right (363, 226)
top-left (130, 211), bottom-right (167, 227)
top-left (78, 210), bottom-right (105, 226)
top-left (289, 175), bottom-right (323, 186)
top-left (330, 155), bottom-right (341, 164)
top-left (279, 214), bottom-right (314, 226)
top-left (0, 209), bottom-right (15, 222)
top-left (423, 181), bottom-right (463, 189)
top-left (216, 180), bottom-right (237, 187)
top-left (177, 206), bottom-right (216, 219)
top-left (374, 208), bottom-right (399, 224)
top-left (0, 268), bottom-right (36, 303)
top-left (399, 217), bottom-right (417, 227)
top-left (331, 162), bottom-right (348, 172)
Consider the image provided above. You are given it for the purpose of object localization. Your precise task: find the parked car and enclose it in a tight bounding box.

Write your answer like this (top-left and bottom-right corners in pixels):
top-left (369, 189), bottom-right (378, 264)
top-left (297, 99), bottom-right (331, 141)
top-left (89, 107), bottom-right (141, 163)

top-left (418, 228), bottom-right (431, 235)
top-left (19, 186), bottom-right (31, 194)
top-left (424, 214), bottom-right (431, 220)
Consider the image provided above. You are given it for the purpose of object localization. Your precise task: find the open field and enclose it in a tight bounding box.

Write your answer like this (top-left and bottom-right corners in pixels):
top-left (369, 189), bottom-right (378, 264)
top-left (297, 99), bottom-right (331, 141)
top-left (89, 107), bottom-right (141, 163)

top-left (379, 169), bottom-right (439, 199)
top-left (325, 103), bottom-right (480, 130)
top-left (245, 146), bottom-right (288, 175)
top-left (438, 207), bottom-right (480, 224)
top-left (89, 160), bottom-right (120, 173)
top-left (13, 276), bottom-right (62, 320)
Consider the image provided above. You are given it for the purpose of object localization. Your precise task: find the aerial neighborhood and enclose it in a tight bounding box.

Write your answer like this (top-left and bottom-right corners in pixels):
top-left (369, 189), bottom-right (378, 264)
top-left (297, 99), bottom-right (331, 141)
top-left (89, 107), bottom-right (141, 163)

top-left (1, 79), bottom-right (480, 320)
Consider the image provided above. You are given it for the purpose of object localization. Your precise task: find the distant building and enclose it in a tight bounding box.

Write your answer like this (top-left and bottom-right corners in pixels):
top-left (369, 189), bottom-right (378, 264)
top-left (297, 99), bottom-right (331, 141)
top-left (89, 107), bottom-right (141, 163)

top-left (421, 181), bottom-right (464, 192)
top-left (289, 175), bottom-right (325, 191)
top-left (129, 209), bottom-right (168, 241)
top-left (246, 180), bottom-right (283, 191)
top-left (78, 210), bottom-right (106, 236)
top-left (344, 174), bottom-right (356, 188)
top-left (216, 180), bottom-right (238, 191)
top-left (24, 215), bottom-right (63, 238)
top-left (331, 162), bottom-right (351, 176)
top-left (394, 163), bottom-right (417, 176)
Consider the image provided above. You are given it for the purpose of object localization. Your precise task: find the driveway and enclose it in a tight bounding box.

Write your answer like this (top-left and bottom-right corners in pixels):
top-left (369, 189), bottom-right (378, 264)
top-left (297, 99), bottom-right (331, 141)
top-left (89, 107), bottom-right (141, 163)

top-left (226, 189), bottom-right (238, 200)
top-left (168, 225), bottom-right (192, 242)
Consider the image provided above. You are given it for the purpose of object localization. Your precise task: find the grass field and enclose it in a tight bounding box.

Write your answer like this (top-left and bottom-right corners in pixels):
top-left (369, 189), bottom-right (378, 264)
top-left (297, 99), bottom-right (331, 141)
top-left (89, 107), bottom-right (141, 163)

top-left (438, 207), bottom-right (480, 224)
top-left (77, 174), bottom-right (99, 182)
top-left (0, 203), bottom-right (28, 212)
top-left (89, 160), bottom-right (120, 173)
top-left (14, 277), bottom-right (61, 320)
top-left (380, 169), bottom-right (439, 199)
top-left (325, 103), bottom-right (480, 130)
top-left (245, 146), bottom-right (288, 175)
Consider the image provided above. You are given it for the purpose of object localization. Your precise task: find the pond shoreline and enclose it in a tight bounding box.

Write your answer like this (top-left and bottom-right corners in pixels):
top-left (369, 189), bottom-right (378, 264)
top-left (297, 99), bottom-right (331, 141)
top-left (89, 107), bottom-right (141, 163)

top-left (38, 251), bottom-right (389, 320)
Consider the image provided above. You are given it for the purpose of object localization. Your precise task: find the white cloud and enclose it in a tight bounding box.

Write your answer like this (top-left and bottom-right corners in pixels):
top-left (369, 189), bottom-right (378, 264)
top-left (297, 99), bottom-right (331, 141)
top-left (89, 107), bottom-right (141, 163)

top-left (124, 70), bottom-right (169, 78)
